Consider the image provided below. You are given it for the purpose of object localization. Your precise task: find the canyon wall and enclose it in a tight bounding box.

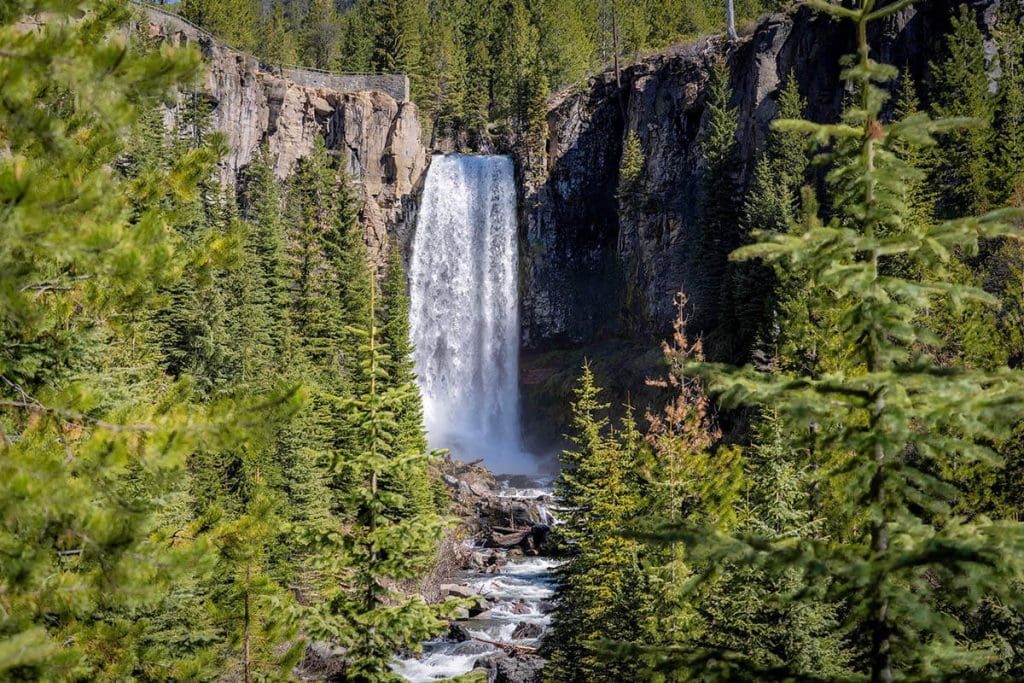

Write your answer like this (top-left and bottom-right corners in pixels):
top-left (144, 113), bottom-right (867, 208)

top-left (141, 7), bottom-right (427, 260)
top-left (520, 0), bottom-right (998, 358)
top-left (517, 0), bottom-right (1001, 452)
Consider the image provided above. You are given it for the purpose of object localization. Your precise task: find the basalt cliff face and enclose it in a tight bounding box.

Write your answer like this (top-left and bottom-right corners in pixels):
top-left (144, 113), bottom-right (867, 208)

top-left (520, 0), bottom-right (998, 358)
top-left (141, 8), bottom-right (427, 260)
top-left (516, 0), bottom-right (1001, 452)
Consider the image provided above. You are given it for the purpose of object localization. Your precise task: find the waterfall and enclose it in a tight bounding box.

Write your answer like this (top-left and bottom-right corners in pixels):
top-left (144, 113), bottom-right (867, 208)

top-left (409, 154), bottom-right (531, 473)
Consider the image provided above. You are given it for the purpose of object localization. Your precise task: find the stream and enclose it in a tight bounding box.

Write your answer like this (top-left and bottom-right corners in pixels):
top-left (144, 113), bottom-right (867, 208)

top-left (392, 480), bottom-right (559, 682)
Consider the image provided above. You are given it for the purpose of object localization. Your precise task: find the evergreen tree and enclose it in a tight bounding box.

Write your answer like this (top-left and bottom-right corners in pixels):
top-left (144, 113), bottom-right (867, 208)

top-left (491, 0), bottom-right (539, 125)
top-left (700, 58), bottom-right (745, 356)
top-left (993, 4), bottom-right (1024, 204)
top-left (707, 407), bottom-right (851, 677)
top-left (378, 244), bottom-right (434, 516)
top-left (670, 1), bottom-right (1024, 679)
top-left (241, 145), bottom-right (290, 355)
top-left (930, 4), bottom-right (995, 216)
top-left (207, 485), bottom-right (304, 682)
top-left (369, 0), bottom-right (422, 75)
top-left (546, 364), bottom-right (649, 683)
top-left (638, 292), bottom-right (742, 656)
top-left (300, 0), bottom-right (341, 70)
top-left (617, 128), bottom-right (645, 208)
top-left (257, 1), bottom-right (300, 66)
top-left (0, 1), bottom-right (213, 675)
top-left (319, 277), bottom-right (455, 680)
top-left (284, 137), bottom-right (347, 378)
top-left (181, 0), bottom-right (260, 52)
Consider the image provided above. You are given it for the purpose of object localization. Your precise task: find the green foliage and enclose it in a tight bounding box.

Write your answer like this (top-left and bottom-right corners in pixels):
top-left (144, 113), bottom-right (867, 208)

top-left (685, 1), bottom-right (1024, 679)
top-left (993, 3), bottom-right (1024, 204)
top-left (929, 4), bottom-right (996, 216)
top-left (636, 293), bottom-right (743, 655)
top-left (300, 0), bottom-right (342, 70)
top-left (0, 0), bottom-right (220, 676)
top-left (617, 128), bottom-right (645, 207)
top-left (178, 0), bottom-right (780, 155)
top-left (181, 0), bottom-right (259, 53)
top-left (546, 363), bottom-right (650, 682)
top-left (320, 277), bottom-right (455, 680)
top-left (257, 1), bottom-right (299, 66)
top-left (1, 3), bottom-right (451, 678)
top-left (707, 408), bottom-right (851, 677)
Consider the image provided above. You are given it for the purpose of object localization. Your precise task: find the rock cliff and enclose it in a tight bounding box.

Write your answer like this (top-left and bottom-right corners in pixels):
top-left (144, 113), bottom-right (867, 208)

top-left (140, 7), bottom-right (427, 260)
top-left (517, 0), bottom-right (1001, 452)
top-left (521, 0), bottom-right (997, 357)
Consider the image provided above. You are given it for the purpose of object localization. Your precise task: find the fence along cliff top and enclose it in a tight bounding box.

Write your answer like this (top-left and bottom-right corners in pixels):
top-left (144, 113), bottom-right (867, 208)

top-left (133, 1), bottom-right (410, 103)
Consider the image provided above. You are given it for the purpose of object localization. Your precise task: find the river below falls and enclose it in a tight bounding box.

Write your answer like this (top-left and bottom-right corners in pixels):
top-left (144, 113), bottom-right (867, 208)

top-left (392, 480), bottom-right (560, 682)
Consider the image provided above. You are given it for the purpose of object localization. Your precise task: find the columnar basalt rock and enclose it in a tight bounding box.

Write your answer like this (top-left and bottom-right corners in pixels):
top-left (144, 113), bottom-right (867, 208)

top-left (520, 0), bottom-right (998, 359)
top-left (141, 8), bottom-right (427, 263)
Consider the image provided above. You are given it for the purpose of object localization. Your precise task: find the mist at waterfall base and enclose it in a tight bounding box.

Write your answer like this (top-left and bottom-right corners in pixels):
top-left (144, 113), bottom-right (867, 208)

top-left (409, 154), bottom-right (538, 474)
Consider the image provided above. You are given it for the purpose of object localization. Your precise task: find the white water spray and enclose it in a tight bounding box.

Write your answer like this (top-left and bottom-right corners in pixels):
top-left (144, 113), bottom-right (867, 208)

top-left (409, 154), bottom-right (531, 473)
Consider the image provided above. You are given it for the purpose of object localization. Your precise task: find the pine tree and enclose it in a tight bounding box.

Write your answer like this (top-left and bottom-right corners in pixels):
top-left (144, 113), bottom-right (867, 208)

top-left (370, 0), bottom-right (422, 75)
top-left (637, 292), bottom-right (743, 658)
top-left (300, 0), bottom-right (340, 70)
top-left (617, 128), bottom-right (645, 208)
top-left (546, 363), bottom-right (649, 683)
top-left (700, 58), bottom-right (745, 356)
top-left (521, 63), bottom-right (550, 176)
top-left (181, 0), bottom-right (260, 52)
top-left (257, 1), bottom-right (299, 66)
top-left (992, 2), bottom-right (1024, 205)
top-left (734, 75), bottom-right (812, 361)
top-left (707, 407), bottom-right (851, 677)
top-left (207, 485), bottom-right (304, 682)
top-left (0, 0), bottom-right (216, 675)
top-left (318, 277), bottom-right (455, 680)
top-left (491, 0), bottom-right (539, 125)
top-left (285, 137), bottom-right (347, 379)
top-left (378, 244), bottom-right (434, 516)
top-left (241, 145), bottom-right (290, 356)
top-left (929, 4), bottom-right (996, 216)
top-left (673, 1), bottom-right (1024, 679)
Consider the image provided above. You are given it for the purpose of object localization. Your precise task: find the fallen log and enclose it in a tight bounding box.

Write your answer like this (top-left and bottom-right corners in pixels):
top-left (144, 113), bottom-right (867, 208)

top-left (470, 635), bottom-right (538, 656)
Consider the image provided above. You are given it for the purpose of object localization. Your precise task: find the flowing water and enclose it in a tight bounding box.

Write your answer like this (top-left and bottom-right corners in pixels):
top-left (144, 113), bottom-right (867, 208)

top-left (408, 154), bottom-right (532, 473)
top-left (392, 484), bottom-right (560, 683)
top-left (396, 155), bottom-right (557, 680)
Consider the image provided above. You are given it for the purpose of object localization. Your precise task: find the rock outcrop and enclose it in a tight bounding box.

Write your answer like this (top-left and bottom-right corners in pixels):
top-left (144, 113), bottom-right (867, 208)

top-left (520, 0), bottom-right (997, 357)
top-left (140, 8), bottom-right (427, 261)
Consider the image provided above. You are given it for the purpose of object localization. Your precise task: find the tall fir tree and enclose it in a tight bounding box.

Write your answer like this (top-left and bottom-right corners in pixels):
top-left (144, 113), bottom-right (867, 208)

top-left (320, 276), bottom-right (455, 680)
top-left (0, 1), bottom-right (228, 676)
top-left (929, 3), bottom-right (996, 216)
top-left (669, 1), bottom-right (1024, 679)
top-left (700, 58), bottom-right (745, 357)
top-left (637, 292), bottom-right (743, 658)
top-left (546, 364), bottom-right (650, 683)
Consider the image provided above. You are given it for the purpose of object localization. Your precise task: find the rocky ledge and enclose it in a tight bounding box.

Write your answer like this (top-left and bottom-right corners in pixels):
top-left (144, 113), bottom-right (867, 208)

top-left (139, 7), bottom-right (427, 263)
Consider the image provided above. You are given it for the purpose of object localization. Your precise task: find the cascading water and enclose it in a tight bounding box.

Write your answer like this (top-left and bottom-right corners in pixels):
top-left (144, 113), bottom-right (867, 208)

top-left (409, 154), bottom-right (532, 473)
top-left (397, 156), bottom-right (556, 683)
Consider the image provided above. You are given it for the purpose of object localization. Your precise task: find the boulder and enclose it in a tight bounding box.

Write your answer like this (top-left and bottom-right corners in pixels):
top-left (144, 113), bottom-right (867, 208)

top-left (507, 599), bottom-right (532, 615)
top-left (440, 583), bottom-right (477, 599)
top-left (468, 598), bottom-right (494, 618)
top-left (448, 623), bottom-right (473, 642)
top-left (511, 622), bottom-right (543, 640)
top-left (487, 529), bottom-right (531, 549)
top-left (474, 653), bottom-right (545, 683)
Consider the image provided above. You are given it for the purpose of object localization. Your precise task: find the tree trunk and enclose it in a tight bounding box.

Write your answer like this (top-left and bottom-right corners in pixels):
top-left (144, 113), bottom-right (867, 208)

top-left (243, 563), bottom-right (252, 683)
top-left (611, 1), bottom-right (621, 90)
